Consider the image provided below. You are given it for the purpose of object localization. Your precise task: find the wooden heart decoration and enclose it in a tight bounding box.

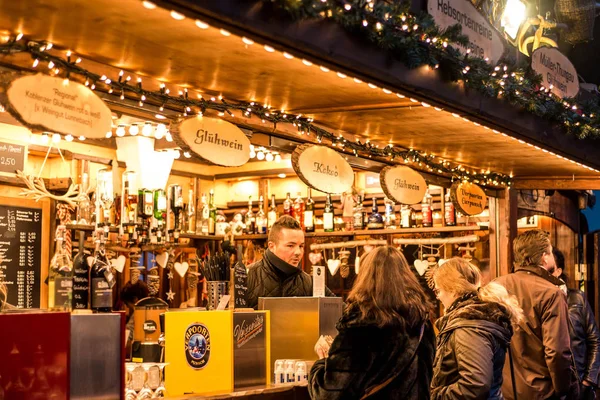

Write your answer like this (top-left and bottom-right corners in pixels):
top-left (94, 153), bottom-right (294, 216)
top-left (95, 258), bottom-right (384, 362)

top-left (155, 252), bottom-right (169, 268)
top-left (414, 259), bottom-right (429, 276)
top-left (110, 255), bottom-right (127, 273)
top-left (308, 252), bottom-right (323, 265)
top-left (327, 259), bottom-right (340, 276)
top-left (174, 261), bottom-right (189, 277)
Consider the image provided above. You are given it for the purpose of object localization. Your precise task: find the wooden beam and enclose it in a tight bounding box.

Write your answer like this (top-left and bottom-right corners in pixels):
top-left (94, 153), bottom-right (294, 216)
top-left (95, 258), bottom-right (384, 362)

top-left (496, 188), bottom-right (518, 276)
top-left (512, 177), bottom-right (600, 190)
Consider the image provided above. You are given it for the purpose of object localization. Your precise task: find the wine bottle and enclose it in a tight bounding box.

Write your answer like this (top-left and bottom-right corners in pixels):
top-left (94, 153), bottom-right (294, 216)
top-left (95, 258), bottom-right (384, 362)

top-left (293, 192), bottom-right (305, 229)
top-left (48, 225), bottom-right (73, 311)
top-left (304, 188), bottom-right (315, 233)
top-left (283, 192), bottom-right (293, 216)
top-left (208, 189), bottom-right (216, 235)
top-left (367, 197), bottom-right (384, 229)
top-left (444, 190), bottom-right (456, 226)
top-left (421, 188), bottom-right (433, 228)
top-left (187, 189), bottom-right (196, 233)
top-left (384, 197), bottom-right (396, 228)
top-left (400, 204), bottom-right (412, 228)
top-left (170, 184), bottom-right (183, 238)
top-left (72, 248), bottom-right (90, 310)
top-left (245, 196), bottom-right (255, 234)
top-left (267, 194), bottom-right (278, 230)
top-left (154, 189), bottom-right (167, 243)
top-left (199, 194), bottom-right (209, 235)
top-left (90, 229), bottom-right (114, 313)
top-left (353, 195), bottom-right (364, 230)
top-left (323, 194), bottom-right (334, 232)
top-left (256, 196), bottom-right (267, 234)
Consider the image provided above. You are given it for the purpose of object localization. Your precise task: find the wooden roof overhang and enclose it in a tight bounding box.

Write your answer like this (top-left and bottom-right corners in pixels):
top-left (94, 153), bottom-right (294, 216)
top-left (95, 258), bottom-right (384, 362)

top-left (0, 0), bottom-right (598, 190)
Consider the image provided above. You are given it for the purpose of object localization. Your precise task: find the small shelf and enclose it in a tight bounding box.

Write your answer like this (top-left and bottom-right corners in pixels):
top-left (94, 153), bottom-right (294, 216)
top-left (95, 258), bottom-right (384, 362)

top-left (66, 224), bottom-right (119, 232)
top-left (305, 231), bottom-right (356, 237)
top-left (354, 225), bottom-right (485, 235)
top-left (179, 233), bottom-right (225, 241)
top-left (235, 234), bottom-right (269, 240)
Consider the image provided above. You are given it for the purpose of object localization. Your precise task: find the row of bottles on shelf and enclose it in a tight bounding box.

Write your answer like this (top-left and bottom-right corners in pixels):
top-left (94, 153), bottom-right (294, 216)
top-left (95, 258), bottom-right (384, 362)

top-left (48, 226), bottom-right (114, 313)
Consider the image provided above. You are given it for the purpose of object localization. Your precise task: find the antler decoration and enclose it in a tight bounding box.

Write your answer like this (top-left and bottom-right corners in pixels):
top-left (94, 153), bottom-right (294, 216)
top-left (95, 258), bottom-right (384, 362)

top-left (17, 170), bottom-right (81, 207)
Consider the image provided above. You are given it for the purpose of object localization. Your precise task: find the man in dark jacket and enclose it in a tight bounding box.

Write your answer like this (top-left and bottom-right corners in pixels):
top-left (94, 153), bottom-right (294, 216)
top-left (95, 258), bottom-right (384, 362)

top-left (553, 248), bottom-right (600, 399)
top-left (246, 215), bottom-right (333, 309)
top-left (495, 229), bottom-right (577, 400)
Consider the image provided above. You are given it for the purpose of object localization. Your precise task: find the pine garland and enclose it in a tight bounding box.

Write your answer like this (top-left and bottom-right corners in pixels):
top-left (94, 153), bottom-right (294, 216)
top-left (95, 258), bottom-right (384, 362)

top-left (264, 0), bottom-right (600, 139)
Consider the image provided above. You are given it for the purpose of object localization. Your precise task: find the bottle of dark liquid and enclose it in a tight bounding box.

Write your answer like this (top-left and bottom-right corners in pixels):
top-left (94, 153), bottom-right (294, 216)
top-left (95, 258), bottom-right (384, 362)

top-left (444, 190), bottom-right (456, 226)
top-left (91, 228), bottom-right (114, 313)
top-left (72, 247), bottom-right (90, 310)
top-left (294, 192), bottom-right (305, 229)
top-left (208, 189), bottom-right (216, 235)
top-left (421, 188), bottom-right (433, 228)
top-left (283, 192), bottom-right (293, 216)
top-left (245, 196), bottom-right (255, 234)
top-left (367, 197), bottom-right (384, 229)
top-left (323, 194), bottom-right (334, 232)
top-left (304, 188), bottom-right (315, 233)
top-left (48, 225), bottom-right (73, 311)
top-left (267, 194), bottom-right (278, 230)
top-left (154, 189), bottom-right (167, 243)
top-left (170, 184), bottom-right (183, 239)
top-left (353, 195), bottom-right (364, 230)
top-left (256, 195), bottom-right (267, 234)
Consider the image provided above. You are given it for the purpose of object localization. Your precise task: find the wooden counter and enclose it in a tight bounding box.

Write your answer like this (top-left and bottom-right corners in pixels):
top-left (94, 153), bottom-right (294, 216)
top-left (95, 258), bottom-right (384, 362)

top-left (164, 383), bottom-right (310, 400)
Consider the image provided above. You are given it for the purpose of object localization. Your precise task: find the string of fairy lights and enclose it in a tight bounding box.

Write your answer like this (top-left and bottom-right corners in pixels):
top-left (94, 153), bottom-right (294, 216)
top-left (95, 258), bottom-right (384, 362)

top-left (0, 30), bottom-right (560, 188)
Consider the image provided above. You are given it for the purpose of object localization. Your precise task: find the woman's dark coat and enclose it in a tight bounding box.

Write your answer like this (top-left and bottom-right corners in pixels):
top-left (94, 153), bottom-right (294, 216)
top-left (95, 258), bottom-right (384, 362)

top-left (430, 293), bottom-right (513, 400)
top-left (308, 305), bottom-right (435, 399)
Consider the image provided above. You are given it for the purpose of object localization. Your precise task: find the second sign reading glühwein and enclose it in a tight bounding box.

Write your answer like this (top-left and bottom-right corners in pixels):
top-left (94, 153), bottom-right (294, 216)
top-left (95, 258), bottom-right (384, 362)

top-left (380, 166), bottom-right (427, 205)
top-left (173, 116), bottom-right (251, 167)
top-left (292, 145), bottom-right (354, 194)
top-left (451, 181), bottom-right (487, 216)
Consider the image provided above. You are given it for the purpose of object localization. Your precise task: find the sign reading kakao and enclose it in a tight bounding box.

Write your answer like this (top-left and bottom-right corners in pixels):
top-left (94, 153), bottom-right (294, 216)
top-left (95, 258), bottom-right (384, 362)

top-left (531, 47), bottom-right (579, 99)
top-left (292, 144), bottom-right (354, 194)
top-left (175, 117), bottom-right (251, 167)
top-left (380, 166), bottom-right (427, 205)
top-left (428, 0), bottom-right (505, 63)
top-left (3, 73), bottom-right (112, 139)
top-left (451, 181), bottom-right (487, 215)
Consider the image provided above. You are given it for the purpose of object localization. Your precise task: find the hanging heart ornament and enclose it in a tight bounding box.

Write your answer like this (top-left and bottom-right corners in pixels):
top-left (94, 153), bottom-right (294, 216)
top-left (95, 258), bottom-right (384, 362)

top-left (174, 261), bottom-right (189, 277)
top-left (110, 255), bottom-right (127, 273)
top-left (155, 252), bottom-right (169, 268)
top-left (414, 259), bottom-right (429, 276)
top-left (327, 259), bottom-right (341, 276)
top-left (308, 252), bottom-right (323, 265)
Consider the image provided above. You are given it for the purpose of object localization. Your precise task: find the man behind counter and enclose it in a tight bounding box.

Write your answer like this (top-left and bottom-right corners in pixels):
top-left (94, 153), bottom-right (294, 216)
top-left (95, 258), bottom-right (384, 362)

top-left (246, 215), bottom-right (334, 309)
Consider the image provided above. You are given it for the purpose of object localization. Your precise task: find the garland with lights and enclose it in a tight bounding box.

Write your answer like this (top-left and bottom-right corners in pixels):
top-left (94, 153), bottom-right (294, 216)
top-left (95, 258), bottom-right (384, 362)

top-left (263, 0), bottom-right (600, 139)
top-left (0, 37), bottom-right (511, 186)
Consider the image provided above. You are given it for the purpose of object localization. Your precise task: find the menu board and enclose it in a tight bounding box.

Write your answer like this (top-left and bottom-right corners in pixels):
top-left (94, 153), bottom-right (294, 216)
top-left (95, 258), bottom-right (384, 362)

top-left (233, 262), bottom-right (248, 308)
top-left (0, 198), bottom-right (49, 309)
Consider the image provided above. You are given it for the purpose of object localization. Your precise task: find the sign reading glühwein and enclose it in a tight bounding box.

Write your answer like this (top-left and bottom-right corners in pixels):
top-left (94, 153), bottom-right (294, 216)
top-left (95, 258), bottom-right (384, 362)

top-left (292, 145), bottom-right (354, 194)
top-left (428, 0), bottom-right (506, 64)
top-left (380, 166), bottom-right (427, 205)
top-left (174, 116), bottom-right (251, 167)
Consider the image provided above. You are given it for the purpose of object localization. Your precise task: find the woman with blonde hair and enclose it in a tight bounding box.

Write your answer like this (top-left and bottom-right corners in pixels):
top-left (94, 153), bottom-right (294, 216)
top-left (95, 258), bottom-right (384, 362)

top-left (309, 246), bottom-right (435, 400)
top-left (429, 257), bottom-right (523, 399)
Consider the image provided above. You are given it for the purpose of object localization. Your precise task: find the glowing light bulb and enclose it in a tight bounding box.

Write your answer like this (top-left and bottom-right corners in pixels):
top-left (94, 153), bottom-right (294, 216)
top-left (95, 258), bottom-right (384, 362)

top-left (128, 124), bottom-right (139, 136)
top-left (116, 125), bottom-right (126, 137)
top-left (52, 133), bottom-right (61, 143)
top-left (195, 20), bottom-right (209, 29)
top-left (170, 10), bottom-right (185, 20)
top-left (266, 152), bottom-right (274, 162)
top-left (183, 151), bottom-right (191, 158)
top-left (249, 151), bottom-right (256, 159)
top-left (174, 150), bottom-right (181, 159)
top-left (257, 151), bottom-right (265, 160)
top-left (105, 131), bottom-right (113, 139)
top-left (40, 134), bottom-right (50, 144)
top-left (142, 1), bottom-right (157, 9)
top-left (275, 154), bottom-right (281, 163)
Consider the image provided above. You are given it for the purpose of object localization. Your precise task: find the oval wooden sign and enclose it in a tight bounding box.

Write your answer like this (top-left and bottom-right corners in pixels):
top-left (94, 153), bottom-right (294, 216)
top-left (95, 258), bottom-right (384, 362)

top-left (531, 47), bottom-right (579, 99)
top-left (380, 166), bottom-right (427, 205)
top-left (451, 181), bottom-right (487, 216)
top-left (1, 73), bottom-right (112, 139)
top-left (173, 116), bottom-right (251, 167)
top-left (292, 144), bottom-right (354, 194)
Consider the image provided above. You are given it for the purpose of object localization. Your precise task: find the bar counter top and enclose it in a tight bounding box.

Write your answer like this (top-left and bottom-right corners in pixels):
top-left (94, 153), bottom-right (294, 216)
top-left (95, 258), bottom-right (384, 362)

top-left (164, 383), bottom-right (310, 400)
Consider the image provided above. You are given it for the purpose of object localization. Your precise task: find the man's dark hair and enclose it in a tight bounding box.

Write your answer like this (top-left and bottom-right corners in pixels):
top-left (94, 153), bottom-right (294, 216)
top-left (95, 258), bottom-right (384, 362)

top-left (268, 215), bottom-right (301, 243)
top-left (120, 280), bottom-right (149, 305)
top-left (552, 248), bottom-right (567, 282)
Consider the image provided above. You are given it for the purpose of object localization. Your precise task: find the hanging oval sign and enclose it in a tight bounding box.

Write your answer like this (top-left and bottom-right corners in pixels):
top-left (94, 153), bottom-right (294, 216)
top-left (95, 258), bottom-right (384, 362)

top-left (173, 116), bottom-right (251, 167)
top-left (380, 166), bottom-right (427, 205)
top-left (0, 73), bottom-right (112, 139)
top-left (292, 144), bottom-right (354, 194)
top-left (531, 47), bottom-right (579, 99)
top-left (451, 181), bottom-right (487, 216)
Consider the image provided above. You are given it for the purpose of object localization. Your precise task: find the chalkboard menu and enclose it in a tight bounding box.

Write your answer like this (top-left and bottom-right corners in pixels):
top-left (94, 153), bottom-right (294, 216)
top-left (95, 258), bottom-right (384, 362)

top-left (234, 262), bottom-right (248, 308)
top-left (0, 204), bottom-right (44, 308)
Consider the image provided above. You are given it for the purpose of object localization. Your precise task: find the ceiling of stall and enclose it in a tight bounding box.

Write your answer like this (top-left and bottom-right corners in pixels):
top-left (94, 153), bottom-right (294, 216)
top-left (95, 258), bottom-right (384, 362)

top-left (0, 0), bottom-right (595, 180)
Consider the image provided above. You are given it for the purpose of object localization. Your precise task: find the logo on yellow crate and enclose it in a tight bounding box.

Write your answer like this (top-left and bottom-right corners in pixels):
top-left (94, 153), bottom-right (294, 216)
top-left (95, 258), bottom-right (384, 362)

top-left (184, 323), bottom-right (211, 369)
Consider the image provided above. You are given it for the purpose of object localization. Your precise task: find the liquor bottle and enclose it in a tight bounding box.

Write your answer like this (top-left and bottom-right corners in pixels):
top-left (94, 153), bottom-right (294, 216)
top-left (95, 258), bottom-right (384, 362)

top-left (48, 225), bottom-right (73, 311)
top-left (122, 171), bottom-right (137, 224)
top-left (198, 193), bottom-right (209, 235)
top-left (421, 187), bottom-right (433, 228)
top-left (154, 189), bottom-right (167, 242)
top-left (208, 189), bottom-right (216, 235)
top-left (170, 184), bottom-right (183, 238)
top-left (245, 196), bottom-right (255, 234)
top-left (76, 172), bottom-right (92, 224)
top-left (187, 189), bottom-right (196, 233)
top-left (256, 196), bottom-right (267, 234)
top-left (140, 189), bottom-right (154, 219)
top-left (91, 229), bottom-right (114, 313)
top-left (96, 168), bottom-right (113, 226)
top-left (293, 192), bottom-right (305, 229)
top-left (384, 197), bottom-right (396, 228)
top-left (283, 192), bottom-right (293, 216)
top-left (267, 194), bottom-right (278, 230)
top-left (367, 197), bottom-right (384, 229)
top-left (444, 190), bottom-right (456, 226)
top-left (353, 195), bottom-right (364, 230)
top-left (72, 248), bottom-right (90, 310)
top-left (304, 188), bottom-right (315, 233)
top-left (323, 194), bottom-right (334, 232)
top-left (400, 204), bottom-right (412, 228)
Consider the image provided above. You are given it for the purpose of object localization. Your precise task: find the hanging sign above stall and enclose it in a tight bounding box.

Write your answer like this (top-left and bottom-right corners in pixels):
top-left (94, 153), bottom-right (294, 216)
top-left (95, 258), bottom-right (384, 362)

top-left (292, 144), bottom-right (354, 194)
top-left (451, 181), bottom-right (487, 215)
top-left (531, 47), bottom-right (579, 99)
top-left (173, 116), bottom-right (251, 167)
top-left (0, 73), bottom-right (112, 139)
top-left (380, 166), bottom-right (427, 205)
top-left (428, 0), bottom-right (506, 64)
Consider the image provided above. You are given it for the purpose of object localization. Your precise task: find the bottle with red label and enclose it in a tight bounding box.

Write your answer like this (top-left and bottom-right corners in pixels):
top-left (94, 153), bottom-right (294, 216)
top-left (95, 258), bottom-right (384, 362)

top-left (421, 187), bottom-right (433, 228)
top-left (444, 190), bottom-right (456, 226)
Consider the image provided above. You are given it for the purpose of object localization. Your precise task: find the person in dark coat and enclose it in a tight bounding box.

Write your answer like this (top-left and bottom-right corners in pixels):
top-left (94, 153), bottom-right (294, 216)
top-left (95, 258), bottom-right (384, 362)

top-left (308, 246), bottom-right (435, 400)
top-left (246, 215), bottom-right (333, 309)
top-left (430, 257), bottom-right (523, 400)
top-left (553, 248), bottom-right (600, 399)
